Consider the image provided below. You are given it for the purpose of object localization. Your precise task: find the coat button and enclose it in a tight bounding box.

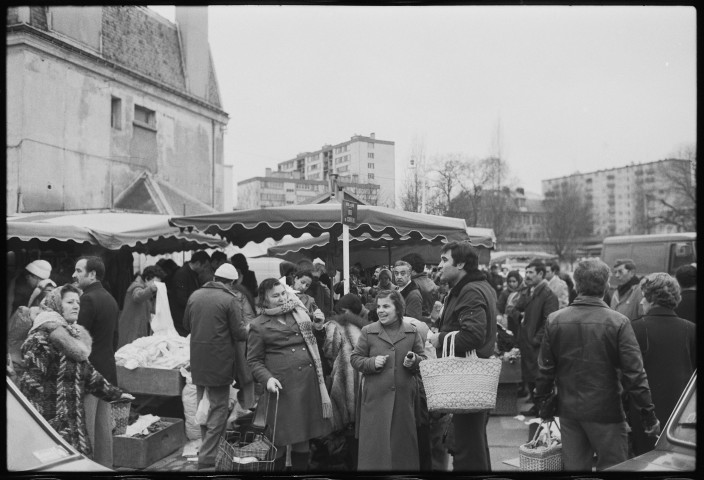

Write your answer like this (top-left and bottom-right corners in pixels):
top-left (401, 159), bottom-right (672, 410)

top-left (291, 348), bottom-right (295, 352)
top-left (309, 363), bottom-right (313, 367)
top-left (391, 347), bottom-right (395, 351)
top-left (298, 366), bottom-right (302, 370)
top-left (302, 347), bottom-right (306, 351)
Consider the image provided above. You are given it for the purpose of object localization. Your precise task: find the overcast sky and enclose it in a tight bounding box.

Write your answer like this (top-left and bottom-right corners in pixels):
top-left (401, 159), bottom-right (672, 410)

top-left (149, 5), bottom-right (696, 206)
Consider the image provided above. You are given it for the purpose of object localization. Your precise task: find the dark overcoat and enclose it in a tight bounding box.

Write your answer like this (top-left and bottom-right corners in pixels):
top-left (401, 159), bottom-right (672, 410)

top-left (516, 281), bottom-right (558, 384)
top-left (350, 320), bottom-right (426, 471)
top-left (185, 282), bottom-right (248, 386)
top-left (247, 312), bottom-right (332, 446)
top-left (77, 281), bottom-right (119, 385)
top-left (629, 307), bottom-right (696, 454)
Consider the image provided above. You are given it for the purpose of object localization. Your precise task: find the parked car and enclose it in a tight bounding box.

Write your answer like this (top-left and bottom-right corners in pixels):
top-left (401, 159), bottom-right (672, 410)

top-left (606, 371), bottom-right (696, 472)
top-left (6, 376), bottom-right (111, 472)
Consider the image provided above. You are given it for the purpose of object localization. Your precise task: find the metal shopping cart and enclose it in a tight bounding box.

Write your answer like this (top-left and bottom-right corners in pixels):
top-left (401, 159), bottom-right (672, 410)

top-left (215, 390), bottom-right (279, 472)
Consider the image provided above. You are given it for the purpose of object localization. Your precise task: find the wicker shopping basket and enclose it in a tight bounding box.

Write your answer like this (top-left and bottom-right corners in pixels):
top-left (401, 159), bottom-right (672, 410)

top-left (419, 331), bottom-right (502, 413)
top-left (215, 391), bottom-right (279, 472)
top-left (519, 420), bottom-right (563, 472)
top-left (109, 398), bottom-right (131, 435)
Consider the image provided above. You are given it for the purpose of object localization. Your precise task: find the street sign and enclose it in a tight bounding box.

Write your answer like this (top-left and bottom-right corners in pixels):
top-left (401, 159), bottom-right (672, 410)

top-left (342, 199), bottom-right (358, 226)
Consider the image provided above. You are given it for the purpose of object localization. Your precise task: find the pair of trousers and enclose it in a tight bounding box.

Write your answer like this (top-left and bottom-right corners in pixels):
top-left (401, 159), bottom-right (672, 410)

top-left (451, 410), bottom-right (490, 471)
top-left (560, 417), bottom-right (630, 471)
top-left (84, 394), bottom-right (113, 468)
top-left (428, 413), bottom-right (451, 471)
top-left (196, 385), bottom-right (231, 467)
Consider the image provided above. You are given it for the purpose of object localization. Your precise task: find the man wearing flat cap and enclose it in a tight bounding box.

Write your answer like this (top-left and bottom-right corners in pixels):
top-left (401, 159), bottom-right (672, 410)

top-left (7, 259), bottom-right (52, 320)
top-left (183, 263), bottom-right (249, 471)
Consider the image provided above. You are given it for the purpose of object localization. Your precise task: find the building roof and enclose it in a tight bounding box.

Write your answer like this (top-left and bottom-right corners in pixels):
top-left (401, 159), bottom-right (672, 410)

top-left (7, 6), bottom-right (222, 109)
top-left (114, 171), bottom-right (218, 216)
top-left (300, 191), bottom-right (367, 205)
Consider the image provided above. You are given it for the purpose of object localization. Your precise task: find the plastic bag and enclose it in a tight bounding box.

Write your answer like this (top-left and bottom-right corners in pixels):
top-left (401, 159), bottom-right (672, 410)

top-left (195, 389), bottom-right (210, 426)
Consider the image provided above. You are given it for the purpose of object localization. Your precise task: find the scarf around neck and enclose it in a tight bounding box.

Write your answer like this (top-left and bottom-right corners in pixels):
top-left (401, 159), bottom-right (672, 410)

top-left (263, 294), bottom-right (332, 419)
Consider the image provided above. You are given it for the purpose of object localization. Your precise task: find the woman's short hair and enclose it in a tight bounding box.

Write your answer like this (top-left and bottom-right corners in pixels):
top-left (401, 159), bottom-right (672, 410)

top-left (573, 258), bottom-right (610, 297)
top-left (640, 273), bottom-right (681, 309)
top-left (142, 265), bottom-right (166, 281)
top-left (375, 289), bottom-right (406, 324)
top-left (506, 270), bottom-right (523, 285)
top-left (257, 277), bottom-right (285, 309)
top-left (294, 270), bottom-right (314, 281)
top-left (60, 283), bottom-right (82, 298)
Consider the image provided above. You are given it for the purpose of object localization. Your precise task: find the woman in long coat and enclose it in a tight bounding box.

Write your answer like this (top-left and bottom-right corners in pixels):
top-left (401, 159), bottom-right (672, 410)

top-left (117, 265), bottom-right (165, 349)
top-left (18, 284), bottom-right (132, 456)
top-left (247, 278), bottom-right (333, 471)
top-left (351, 289), bottom-right (426, 471)
top-left (629, 273), bottom-right (696, 455)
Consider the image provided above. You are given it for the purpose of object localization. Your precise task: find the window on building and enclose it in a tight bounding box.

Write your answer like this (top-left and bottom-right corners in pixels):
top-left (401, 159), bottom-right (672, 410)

top-left (368, 163), bottom-right (375, 169)
top-left (111, 97), bottom-right (122, 129)
top-left (134, 105), bottom-right (156, 128)
top-left (368, 142), bottom-right (374, 149)
top-left (368, 153), bottom-right (375, 159)
top-left (368, 173), bottom-right (375, 180)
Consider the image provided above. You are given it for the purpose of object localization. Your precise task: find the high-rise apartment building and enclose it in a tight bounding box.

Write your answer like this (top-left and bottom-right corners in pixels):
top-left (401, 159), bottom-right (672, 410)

top-left (276, 133), bottom-right (396, 207)
top-left (542, 159), bottom-right (694, 237)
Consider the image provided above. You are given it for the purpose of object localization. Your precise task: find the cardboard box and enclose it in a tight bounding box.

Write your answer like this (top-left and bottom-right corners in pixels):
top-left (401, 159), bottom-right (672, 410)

top-left (116, 366), bottom-right (185, 396)
top-left (113, 417), bottom-right (186, 469)
top-left (498, 360), bottom-right (522, 384)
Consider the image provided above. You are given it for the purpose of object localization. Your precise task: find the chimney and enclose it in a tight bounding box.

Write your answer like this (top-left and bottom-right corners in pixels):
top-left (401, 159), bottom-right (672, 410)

top-left (175, 7), bottom-right (209, 99)
top-left (265, 168), bottom-right (272, 176)
top-left (370, 132), bottom-right (375, 139)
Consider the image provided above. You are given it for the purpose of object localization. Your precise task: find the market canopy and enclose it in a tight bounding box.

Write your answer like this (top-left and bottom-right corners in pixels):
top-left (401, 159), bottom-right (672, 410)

top-left (264, 227), bottom-right (495, 269)
top-left (490, 251), bottom-right (558, 265)
top-left (7, 211), bottom-right (227, 254)
top-left (169, 203), bottom-right (472, 248)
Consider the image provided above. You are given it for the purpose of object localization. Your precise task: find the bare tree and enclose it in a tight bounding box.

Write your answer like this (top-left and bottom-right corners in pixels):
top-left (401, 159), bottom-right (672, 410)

top-left (426, 153), bottom-right (468, 217)
top-left (653, 145), bottom-right (696, 231)
top-left (543, 182), bottom-right (593, 262)
top-left (474, 156), bottom-right (518, 247)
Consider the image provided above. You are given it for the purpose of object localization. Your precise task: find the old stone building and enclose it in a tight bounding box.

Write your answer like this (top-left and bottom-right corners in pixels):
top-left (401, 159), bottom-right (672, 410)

top-left (6, 6), bottom-right (230, 215)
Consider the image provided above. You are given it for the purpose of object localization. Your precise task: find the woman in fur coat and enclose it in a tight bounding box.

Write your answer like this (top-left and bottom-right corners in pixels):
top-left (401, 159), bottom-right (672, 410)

top-left (18, 284), bottom-right (133, 457)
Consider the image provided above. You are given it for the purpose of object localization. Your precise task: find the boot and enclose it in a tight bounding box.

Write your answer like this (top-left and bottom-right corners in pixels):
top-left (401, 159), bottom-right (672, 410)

top-left (291, 451), bottom-right (309, 472)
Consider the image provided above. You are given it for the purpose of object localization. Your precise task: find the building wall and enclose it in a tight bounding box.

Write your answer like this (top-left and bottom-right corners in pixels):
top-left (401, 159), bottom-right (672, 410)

top-left (236, 177), bottom-right (328, 209)
top-left (6, 6), bottom-right (228, 214)
top-left (276, 133), bottom-right (396, 207)
top-left (542, 159), bottom-right (691, 237)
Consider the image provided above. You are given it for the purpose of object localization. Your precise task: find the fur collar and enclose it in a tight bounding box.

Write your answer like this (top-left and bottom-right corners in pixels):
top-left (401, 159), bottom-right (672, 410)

top-left (48, 324), bottom-right (92, 362)
top-left (334, 311), bottom-right (368, 331)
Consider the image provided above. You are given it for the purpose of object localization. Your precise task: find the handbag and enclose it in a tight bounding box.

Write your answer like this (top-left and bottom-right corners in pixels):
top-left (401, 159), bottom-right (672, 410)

top-left (519, 420), bottom-right (563, 471)
top-left (419, 331), bottom-right (502, 413)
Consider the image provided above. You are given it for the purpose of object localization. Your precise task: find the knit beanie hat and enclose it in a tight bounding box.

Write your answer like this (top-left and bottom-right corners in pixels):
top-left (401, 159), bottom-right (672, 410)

top-left (26, 260), bottom-right (52, 280)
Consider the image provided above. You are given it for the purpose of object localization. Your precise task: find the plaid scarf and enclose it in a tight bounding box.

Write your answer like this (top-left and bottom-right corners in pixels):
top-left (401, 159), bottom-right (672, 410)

top-left (263, 294), bottom-right (333, 419)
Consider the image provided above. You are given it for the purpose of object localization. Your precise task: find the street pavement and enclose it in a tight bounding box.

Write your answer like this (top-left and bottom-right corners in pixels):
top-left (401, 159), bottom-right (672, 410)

top-left (118, 389), bottom-right (534, 473)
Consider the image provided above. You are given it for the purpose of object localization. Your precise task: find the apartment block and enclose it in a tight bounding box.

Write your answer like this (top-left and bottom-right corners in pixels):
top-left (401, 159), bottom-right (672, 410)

top-left (542, 159), bottom-right (694, 237)
top-left (276, 133), bottom-right (396, 207)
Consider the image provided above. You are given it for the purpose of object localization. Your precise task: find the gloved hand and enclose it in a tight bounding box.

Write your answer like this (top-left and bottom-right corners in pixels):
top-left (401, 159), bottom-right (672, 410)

top-left (644, 418), bottom-right (661, 438)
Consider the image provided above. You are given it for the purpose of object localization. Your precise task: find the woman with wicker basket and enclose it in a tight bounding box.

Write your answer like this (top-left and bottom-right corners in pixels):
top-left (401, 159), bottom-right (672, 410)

top-left (247, 278), bottom-right (333, 471)
top-left (350, 289), bottom-right (427, 471)
top-left (17, 284), bottom-right (134, 457)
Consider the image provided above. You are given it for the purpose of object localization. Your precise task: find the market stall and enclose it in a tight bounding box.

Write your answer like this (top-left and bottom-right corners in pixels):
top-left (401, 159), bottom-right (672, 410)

top-left (169, 202), bottom-right (476, 292)
top-left (263, 227), bottom-right (496, 269)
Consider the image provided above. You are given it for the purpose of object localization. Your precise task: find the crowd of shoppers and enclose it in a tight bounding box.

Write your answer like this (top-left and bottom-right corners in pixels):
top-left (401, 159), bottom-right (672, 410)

top-left (7, 246), bottom-right (695, 473)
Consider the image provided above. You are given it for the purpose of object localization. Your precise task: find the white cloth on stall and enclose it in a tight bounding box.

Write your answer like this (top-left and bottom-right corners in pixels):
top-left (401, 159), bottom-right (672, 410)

top-left (115, 335), bottom-right (190, 370)
top-left (123, 414), bottom-right (161, 437)
top-left (150, 281), bottom-right (179, 337)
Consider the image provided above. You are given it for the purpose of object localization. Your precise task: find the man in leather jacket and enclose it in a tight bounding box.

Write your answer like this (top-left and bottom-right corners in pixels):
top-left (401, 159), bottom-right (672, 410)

top-left (534, 258), bottom-right (660, 471)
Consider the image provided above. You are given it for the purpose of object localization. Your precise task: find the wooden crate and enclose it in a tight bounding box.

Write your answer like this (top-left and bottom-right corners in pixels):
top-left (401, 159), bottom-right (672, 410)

top-left (116, 366), bottom-right (185, 396)
top-left (113, 417), bottom-right (186, 469)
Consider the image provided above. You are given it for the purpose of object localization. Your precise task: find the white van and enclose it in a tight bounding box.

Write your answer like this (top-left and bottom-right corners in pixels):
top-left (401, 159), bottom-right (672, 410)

top-left (601, 232), bottom-right (696, 276)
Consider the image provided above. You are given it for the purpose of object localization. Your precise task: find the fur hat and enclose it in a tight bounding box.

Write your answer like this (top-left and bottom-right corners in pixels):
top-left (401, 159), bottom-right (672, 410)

top-left (26, 260), bottom-right (52, 280)
top-left (336, 293), bottom-right (363, 315)
top-left (215, 263), bottom-right (239, 281)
